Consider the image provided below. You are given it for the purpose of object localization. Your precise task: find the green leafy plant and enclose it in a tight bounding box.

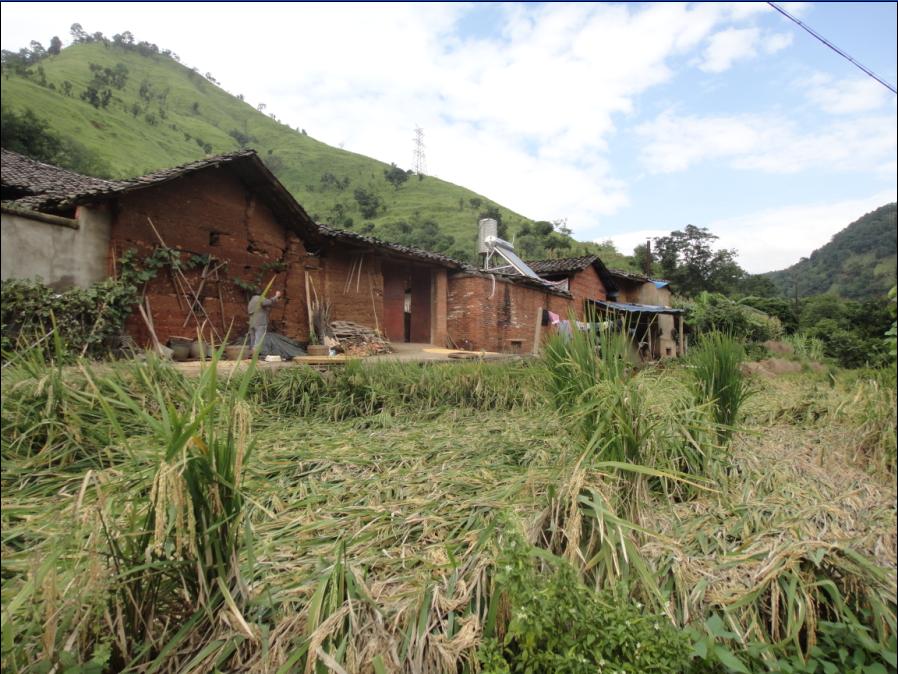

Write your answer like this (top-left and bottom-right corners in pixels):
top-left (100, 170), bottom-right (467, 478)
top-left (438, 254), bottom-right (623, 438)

top-left (1, 278), bottom-right (138, 358)
top-left (479, 530), bottom-right (691, 674)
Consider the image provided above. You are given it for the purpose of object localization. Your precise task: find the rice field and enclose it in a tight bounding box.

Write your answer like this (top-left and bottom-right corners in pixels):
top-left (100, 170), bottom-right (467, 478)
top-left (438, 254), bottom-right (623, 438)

top-left (1, 338), bottom-right (896, 673)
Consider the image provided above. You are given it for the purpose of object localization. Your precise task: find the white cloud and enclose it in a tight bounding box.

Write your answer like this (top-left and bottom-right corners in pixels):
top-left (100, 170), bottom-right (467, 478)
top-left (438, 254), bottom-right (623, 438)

top-left (707, 190), bottom-right (898, 272)
top-left (637, 110), bottom-right (898, 176)
top-left (606, 190), bottom-right (897, 273)
top-left (603, 229), bottom-right (671, 259)
top-left (700, 27), bottom-right (760, 73)
top-left (777, 2), bottom-right (811, 17)
top-left (698, 25), bottom-right (793, 73)
top-left (762, 31), bottom-right (793, 54)
top-left (802, 73), bottom-right (895, 115)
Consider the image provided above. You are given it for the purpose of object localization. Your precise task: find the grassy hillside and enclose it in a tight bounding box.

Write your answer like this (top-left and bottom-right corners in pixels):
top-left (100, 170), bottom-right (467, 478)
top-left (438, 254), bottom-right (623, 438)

top-left (764, 203), bottom-right (897, 300)
top-left (2, 41), bottom-right (630, 266)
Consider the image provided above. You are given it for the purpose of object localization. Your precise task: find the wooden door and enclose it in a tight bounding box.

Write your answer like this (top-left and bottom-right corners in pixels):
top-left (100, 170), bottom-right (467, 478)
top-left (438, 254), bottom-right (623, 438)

top-left (410, 267), bottom-right (432, 343)
top-left (382, 264), bottom-right (406, 342)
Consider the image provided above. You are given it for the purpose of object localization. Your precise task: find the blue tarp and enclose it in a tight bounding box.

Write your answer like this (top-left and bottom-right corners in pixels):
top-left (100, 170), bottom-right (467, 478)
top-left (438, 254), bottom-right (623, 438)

top-left (590, 299), bottom-right (684, 315)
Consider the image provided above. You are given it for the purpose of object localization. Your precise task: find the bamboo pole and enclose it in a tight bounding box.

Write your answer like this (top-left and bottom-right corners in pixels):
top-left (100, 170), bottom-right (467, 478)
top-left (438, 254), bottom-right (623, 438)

top-left (531, 306), bottom-right (543, 356)
top-left (146, 217), bottom-right (220, 341)
top-left (305, 270), bottom-right (315, 336)
top-left (368, 269), bottom-right (380, 335)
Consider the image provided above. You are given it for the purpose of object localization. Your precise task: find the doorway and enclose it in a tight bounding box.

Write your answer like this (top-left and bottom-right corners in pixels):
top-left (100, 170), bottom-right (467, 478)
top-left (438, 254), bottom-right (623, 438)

top-left (382, 263), bottom-right (432, 343)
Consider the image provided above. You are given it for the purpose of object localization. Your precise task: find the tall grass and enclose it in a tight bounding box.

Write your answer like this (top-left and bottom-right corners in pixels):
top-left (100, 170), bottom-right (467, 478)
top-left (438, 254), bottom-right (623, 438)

top-left (783, 332), bottom-right (826, 362)
top-left (542, 318), bottom-right (639, 457)
top-left (1, 345), bottom-right (259, 670)
top-left (537, 319), bottom-right (721, 618)
top-left (688, 331), bottom-right (753, 444)
top-left (541, 318), bottom-right (714, 483)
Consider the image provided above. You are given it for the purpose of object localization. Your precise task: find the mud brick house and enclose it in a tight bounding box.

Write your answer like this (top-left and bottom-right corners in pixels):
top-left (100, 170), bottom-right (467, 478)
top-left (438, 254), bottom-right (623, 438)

top-left (526, 255), bottom-right (617, 317)
top-left (314, 225), bottom-right (458, 346)
top-left (601, 268), bottom-right (684, 359)
top-left (1, 149), bottom-right (461, 347)
top-left (525, 256), bottom-right (684, 359)
top-left (3, 148), bottom-right (680, 356)
top-left (446, 269), bottom-right (574, 353)
top-left (606, 268), bottom-right (673, 306)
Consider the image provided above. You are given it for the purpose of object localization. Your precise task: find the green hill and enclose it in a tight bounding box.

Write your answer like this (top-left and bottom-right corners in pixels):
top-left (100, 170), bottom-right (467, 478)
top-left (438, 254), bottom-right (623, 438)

top-left (764, 203), bottom-right (897, 300)
top-left (2, 38), bottom-right (632, 267)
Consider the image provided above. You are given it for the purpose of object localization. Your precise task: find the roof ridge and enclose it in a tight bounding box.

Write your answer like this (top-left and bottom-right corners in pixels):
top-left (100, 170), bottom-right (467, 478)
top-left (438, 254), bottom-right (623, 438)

top-left (116, 149), bottom-right (259, 184)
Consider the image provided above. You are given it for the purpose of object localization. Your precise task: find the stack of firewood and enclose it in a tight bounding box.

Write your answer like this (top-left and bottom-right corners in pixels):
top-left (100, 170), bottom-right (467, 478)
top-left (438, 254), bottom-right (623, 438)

top-left (329, 320), bottom-right (393, 356)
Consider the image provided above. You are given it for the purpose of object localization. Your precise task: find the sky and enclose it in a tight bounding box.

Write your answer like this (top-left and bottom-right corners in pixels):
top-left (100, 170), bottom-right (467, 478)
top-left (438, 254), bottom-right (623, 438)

top-left (2, 2), bottom-right (896, 273)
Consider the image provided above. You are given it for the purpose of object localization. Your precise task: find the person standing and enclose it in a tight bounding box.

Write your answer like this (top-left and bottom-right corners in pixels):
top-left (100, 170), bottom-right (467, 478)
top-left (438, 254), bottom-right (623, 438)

top-left (247, 290), bottom-right (281, 349)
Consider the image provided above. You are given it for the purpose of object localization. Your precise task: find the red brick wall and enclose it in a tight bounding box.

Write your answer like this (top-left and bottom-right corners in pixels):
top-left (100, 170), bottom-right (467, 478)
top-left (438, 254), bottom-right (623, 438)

top-left (314, 249), bottom-right (385, 338)
top-left (108, 168), bottom-right (450, 348)
top-left (568, 266), bottom-right (607, 317)
top-left (110, 169), bottom-right (300, 346)
top-left (447, 274), bottom-right (573, 353)
top-left (431, 269), bottom-right (448, 347)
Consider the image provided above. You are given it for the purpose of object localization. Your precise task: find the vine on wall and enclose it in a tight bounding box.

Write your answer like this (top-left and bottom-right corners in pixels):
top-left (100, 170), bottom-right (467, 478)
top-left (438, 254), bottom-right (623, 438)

top-left (2, 246), bottom-right (206, 357)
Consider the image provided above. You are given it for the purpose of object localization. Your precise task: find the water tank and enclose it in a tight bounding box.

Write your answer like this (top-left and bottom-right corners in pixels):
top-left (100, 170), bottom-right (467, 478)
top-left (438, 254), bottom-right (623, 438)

top-left (477, 218), bottom-right (498, 255)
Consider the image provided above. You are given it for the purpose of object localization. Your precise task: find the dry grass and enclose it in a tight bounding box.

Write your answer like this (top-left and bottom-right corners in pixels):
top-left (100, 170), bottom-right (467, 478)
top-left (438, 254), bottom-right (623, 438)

top-left (1, 356), bottom-right (895, 672)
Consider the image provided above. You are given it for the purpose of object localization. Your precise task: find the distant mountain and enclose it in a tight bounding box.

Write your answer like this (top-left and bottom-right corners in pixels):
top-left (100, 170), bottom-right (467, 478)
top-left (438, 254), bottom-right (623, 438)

top-left (1, 38), bottom-right (631, 267)
top-left (764, 203), bottom-right (897, 300)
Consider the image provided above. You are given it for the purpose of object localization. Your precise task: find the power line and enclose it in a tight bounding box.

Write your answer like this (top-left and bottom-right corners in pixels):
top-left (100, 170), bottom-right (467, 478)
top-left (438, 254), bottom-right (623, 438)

top-left (767, 2), bottom-right (896, 94)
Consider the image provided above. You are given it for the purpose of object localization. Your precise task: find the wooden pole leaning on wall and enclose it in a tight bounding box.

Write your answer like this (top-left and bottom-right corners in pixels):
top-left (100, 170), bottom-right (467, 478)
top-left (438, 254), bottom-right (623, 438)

top-left (368, 269), bottom-right (380, 335)
top-left (304, 270), bottom-right (315, 336)
top-left (146, 217), bottom-right (220, 342)
top-left (532, 306), bottom-right (543, 356)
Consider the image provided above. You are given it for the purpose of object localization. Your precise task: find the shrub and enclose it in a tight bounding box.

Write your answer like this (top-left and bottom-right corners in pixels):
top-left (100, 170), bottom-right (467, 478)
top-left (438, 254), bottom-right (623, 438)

top-left (479, 532), bottom-right (691, 674)
top-left (682, 292), bottom-right (782, 342)
top-left (1, 278), bottom-right (137, 357)
top-left (353, 187), bottom-right (383, 219)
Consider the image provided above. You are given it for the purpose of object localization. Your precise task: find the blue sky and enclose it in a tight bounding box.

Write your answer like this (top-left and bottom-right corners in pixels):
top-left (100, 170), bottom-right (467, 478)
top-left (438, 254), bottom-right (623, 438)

top-left (2, 2), bottom-right (896, 272)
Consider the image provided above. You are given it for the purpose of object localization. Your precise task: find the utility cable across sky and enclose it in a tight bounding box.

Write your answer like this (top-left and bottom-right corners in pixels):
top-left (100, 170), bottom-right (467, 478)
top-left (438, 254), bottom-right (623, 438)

top-left (768, 1), bottom-right (897, 94)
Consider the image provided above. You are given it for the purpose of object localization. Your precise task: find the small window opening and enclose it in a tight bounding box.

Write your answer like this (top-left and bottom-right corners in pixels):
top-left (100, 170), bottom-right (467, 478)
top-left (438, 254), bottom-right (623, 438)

top-left (209, 231), bottom-right (221, 246)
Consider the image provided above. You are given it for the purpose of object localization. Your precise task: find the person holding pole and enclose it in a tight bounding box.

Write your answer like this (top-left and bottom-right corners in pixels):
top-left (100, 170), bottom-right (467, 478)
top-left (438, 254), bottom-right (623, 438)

top-left (247, 289), bottom-right (281, 350)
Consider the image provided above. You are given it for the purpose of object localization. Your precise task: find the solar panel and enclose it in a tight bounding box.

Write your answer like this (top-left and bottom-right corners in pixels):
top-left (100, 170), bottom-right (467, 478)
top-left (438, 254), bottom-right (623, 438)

top-left (487, 237), bottom-right (543, 280)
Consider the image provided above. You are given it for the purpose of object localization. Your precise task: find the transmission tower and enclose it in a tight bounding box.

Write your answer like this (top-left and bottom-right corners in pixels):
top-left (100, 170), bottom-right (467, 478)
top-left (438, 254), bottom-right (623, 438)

top-left (412, 126), bottom-right (427, 176)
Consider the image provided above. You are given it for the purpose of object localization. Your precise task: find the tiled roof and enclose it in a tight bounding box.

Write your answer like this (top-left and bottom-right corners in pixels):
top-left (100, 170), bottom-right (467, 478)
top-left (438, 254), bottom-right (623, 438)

top-left (61, 149), bottom-right (261, 203)
top-left (1, 149), bottom-right (571, 279)
top-left (1, 148), bottom-right (122, 210)
top-left (607, 268), bottom-right (651, 283)
top-left (606, 268), bottom-right (672, 286)
top-left (526, 254), bottom-right (620, 293)
top-left (316, 224), bottom-right (465, 269)
top-left (527, 255), bottom-right (601, 275)
top-left (1, 148), bottom-right (318, 237)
